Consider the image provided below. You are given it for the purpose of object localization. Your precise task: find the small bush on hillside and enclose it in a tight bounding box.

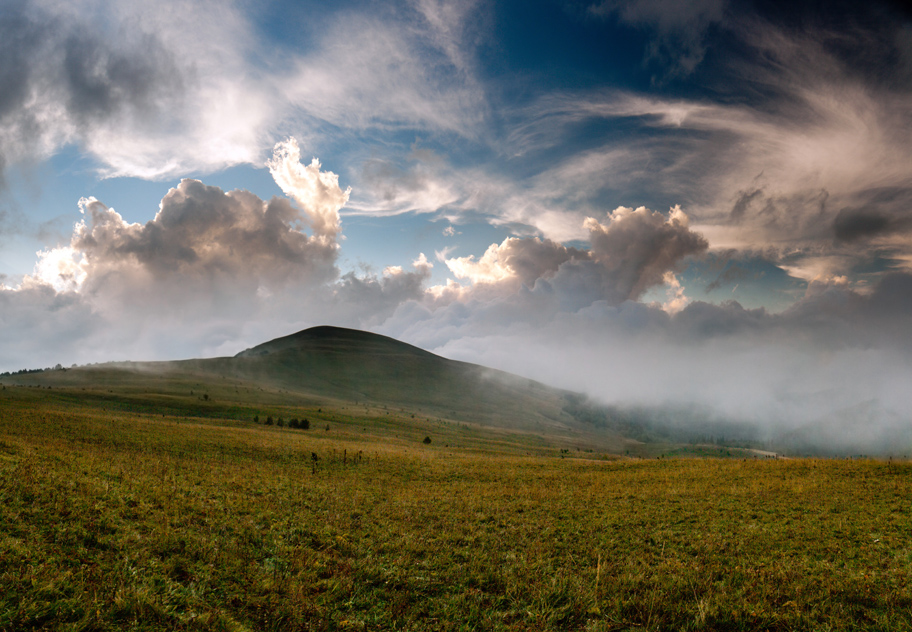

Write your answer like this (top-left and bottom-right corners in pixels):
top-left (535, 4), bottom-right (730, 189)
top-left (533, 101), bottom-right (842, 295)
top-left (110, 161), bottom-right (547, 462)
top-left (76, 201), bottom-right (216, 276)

top-left (265, 416), bottom-right (273, 426)
top-left (423, 436), bottom-right (432, 445)
top-left (301, 418), bottom-right (310, 430)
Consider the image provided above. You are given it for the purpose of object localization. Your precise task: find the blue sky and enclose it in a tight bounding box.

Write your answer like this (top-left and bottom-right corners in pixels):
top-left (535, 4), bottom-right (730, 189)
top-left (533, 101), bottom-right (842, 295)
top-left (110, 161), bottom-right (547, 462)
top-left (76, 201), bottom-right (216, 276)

top-left (1, 0), bottom-right (911, 435)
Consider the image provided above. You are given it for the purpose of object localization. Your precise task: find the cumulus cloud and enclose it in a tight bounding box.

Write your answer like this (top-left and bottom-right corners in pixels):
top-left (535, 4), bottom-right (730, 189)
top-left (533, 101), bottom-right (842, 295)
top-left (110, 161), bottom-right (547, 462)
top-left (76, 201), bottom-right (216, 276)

top-left (441, 205), bottom-right (707, 311)
top-left (1, 140), bottom-right (362, 369)
top-left (9, 180), bottom-right (341, 364)
top-left (332, 253), bottom-right (434, 327)
top-left (267, 138), bottom-right (351, 243)
top-left (445, 237), bottom-right (582, 287)
top-left (585, 204), bottom-right (708, 301)
top-left (68, 181), bottom-right (339, 291)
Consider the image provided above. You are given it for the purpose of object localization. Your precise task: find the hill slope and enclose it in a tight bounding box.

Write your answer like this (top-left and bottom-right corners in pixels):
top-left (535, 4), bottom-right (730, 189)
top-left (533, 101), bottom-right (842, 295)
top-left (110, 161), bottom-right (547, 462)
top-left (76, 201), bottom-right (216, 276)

top-left (7, 326), bottom-right (612, 440)
top-left (224, 325), bottom-right (578, 431)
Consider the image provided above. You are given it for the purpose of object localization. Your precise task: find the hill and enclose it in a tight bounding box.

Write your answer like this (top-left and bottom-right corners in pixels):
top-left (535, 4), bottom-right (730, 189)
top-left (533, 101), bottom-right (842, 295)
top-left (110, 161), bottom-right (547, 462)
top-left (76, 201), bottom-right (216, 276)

top-left (227, 325), bottom-right (577, 430)
top-left (1, 325), bottom-right (638, 452)
top-left (7, 326), bottom-right (905, 456)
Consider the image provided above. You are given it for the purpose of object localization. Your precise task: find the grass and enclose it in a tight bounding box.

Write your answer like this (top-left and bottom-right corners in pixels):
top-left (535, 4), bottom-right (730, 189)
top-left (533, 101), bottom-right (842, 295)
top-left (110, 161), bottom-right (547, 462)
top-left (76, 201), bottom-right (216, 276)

top-left (2, 385), bottom-right (912, 630)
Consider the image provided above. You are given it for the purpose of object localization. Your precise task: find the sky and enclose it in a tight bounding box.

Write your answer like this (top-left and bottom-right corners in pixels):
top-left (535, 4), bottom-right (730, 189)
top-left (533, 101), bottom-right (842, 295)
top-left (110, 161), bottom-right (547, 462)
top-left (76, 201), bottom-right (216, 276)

top-left (1, 0), bottom-right (911, 441)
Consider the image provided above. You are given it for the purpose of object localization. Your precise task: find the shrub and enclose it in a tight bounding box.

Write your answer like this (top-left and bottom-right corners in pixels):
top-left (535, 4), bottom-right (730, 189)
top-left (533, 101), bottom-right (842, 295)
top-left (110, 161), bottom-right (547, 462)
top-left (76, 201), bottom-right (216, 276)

top-left (265, 416), bottom-right (273, 426)
top-left (423, 436), bottom-right (432, 445)
top-left (301, 418), bottom-right (310, 430)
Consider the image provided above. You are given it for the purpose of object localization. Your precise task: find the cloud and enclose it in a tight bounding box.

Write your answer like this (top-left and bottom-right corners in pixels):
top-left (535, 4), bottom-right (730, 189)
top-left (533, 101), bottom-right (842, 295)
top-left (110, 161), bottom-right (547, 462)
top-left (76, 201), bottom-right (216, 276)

top-left (440, 205), bottom-right (707, 314)
top-left (267, 138), bottom-right (351, 243)
top-left (585, 204), bottom-right (708, 301)
top-left (0, 139), bottom-right (439, 370)
top-left (492, 19), bottom-right (912, 280)
top-left (280, 8), bottom-right (486, 137)
top-left (0, 282), bottom-right (98, 370)
top-left (445, 236), bottom-right (583, 287)
top-left (0, 0), bottom-right (272, 183)
top-left (0, 140), bottom-right (359, 369)
top-left (69, 181), bottom-right (339, 291)
top-left (331, 253), bottom-right (434, 327)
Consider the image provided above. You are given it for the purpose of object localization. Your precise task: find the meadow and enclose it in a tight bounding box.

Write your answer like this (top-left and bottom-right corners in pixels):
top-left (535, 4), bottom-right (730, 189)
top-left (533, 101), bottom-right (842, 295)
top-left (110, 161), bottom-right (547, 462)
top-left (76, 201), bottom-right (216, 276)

top-left (2, 384), bottom-right (911, 631)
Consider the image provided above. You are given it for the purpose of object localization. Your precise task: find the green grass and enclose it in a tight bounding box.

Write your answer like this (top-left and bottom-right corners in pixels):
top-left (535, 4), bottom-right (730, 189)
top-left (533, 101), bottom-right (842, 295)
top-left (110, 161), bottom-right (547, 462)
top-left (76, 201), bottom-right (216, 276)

top-left (2, 386), bottom-right (912, 630)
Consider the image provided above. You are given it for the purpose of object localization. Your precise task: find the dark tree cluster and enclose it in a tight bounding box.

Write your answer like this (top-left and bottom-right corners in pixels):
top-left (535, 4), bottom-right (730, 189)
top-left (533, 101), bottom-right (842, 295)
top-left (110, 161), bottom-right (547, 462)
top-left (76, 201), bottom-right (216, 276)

top-left (256, 414), bottom-right (309, 430)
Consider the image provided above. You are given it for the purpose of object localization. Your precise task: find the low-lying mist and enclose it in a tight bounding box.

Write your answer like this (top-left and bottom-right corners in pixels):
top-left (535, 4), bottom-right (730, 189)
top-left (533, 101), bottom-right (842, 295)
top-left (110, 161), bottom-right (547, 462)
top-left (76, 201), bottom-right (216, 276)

top-left (422, 284), bottom-right (912, 455)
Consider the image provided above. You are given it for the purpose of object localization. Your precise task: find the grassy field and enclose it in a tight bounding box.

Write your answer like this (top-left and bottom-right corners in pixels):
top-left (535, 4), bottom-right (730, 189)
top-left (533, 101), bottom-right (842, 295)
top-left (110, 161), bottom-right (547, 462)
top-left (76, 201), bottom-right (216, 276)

top-left (2, 384), bottom-right (912, 631)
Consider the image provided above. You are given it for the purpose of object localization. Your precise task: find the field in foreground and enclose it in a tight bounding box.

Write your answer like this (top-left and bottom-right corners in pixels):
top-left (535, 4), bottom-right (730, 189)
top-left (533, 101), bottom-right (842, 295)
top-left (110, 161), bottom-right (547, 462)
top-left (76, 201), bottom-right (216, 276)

top-left (2, 388), bottom-right (911, 631)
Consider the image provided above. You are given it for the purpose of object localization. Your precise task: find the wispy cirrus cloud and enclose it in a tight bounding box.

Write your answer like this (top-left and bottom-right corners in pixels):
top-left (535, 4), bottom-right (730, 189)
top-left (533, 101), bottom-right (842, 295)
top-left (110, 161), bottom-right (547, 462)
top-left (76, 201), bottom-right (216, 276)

top-left (279, 5), bottom-right (488, 138)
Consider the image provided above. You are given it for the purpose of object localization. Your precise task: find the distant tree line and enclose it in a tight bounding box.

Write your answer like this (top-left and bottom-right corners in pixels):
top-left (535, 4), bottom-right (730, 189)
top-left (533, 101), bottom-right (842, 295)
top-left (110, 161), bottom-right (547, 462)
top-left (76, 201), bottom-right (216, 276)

top-left (255, 414), bottom-right (310, 430)
top-left (0, 363), bottom-right (69, 377)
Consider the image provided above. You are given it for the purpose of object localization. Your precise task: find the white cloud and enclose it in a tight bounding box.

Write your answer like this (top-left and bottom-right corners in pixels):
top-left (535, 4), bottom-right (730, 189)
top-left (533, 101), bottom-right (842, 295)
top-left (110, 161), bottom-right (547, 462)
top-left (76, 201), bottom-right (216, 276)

top-left (0, 140), bottom-right (358, 369)
top-left (0, 0), bottom-right (275, 181)
top-left (280, 11), bottom-right (486, 137)
top-left (660, 271), bottom-right (689, 313)
top-left (267, 138), bottom-right (351, 243)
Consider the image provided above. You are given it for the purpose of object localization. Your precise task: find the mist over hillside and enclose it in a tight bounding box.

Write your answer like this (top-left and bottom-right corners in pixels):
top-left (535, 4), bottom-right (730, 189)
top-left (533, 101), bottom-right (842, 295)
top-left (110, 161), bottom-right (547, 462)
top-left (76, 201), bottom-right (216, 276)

top-left (3, 325), bottom-right (906, 456)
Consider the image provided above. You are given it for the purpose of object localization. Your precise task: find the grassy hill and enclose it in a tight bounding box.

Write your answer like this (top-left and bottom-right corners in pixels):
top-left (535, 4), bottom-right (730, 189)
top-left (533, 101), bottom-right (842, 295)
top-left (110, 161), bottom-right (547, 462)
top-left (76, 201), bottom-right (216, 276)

top-left (227, 325), bottom-right (578, 430)
top-left (7, 325), bottom-right (905, 456)
top-left (0, 325), bottom-right (640, 454)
